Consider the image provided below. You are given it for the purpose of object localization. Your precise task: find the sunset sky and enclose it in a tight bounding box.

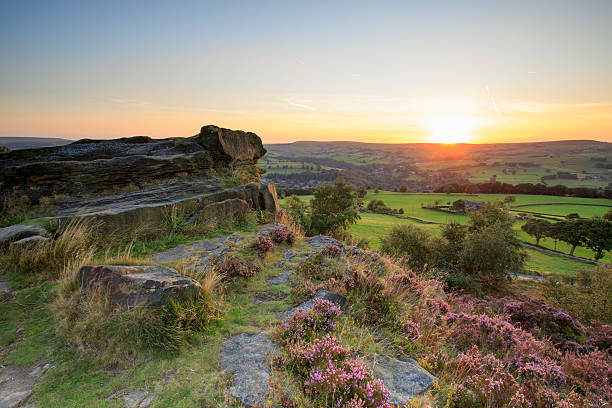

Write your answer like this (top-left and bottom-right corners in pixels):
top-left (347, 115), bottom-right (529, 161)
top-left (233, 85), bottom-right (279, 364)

top-left (1, 1), bottom-right (611, 144)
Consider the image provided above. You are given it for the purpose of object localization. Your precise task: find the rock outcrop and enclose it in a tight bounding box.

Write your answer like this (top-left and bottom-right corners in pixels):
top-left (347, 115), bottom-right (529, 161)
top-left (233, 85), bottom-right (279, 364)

top-left (0, 125), bottom-right (265, 204)
top-left (0, 125), bottom-right (280, 233)
top-left (78, 265), bottom-right (202, 308)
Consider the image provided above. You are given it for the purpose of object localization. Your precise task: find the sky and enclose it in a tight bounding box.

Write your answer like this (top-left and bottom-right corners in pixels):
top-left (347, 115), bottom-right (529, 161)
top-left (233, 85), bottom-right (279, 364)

top-left (0, 0), bottom-right (611, 144)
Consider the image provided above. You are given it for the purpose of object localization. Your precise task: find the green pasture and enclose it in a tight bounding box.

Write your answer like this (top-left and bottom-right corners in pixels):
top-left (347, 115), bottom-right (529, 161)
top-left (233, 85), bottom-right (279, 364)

top-left (280, 191), bottom-right (610, 276)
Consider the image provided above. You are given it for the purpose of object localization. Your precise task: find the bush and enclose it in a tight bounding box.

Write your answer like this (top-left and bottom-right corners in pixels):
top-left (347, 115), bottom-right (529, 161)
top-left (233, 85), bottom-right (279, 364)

top-left (215, 255), bottom-right (260, 278)
top-left (322, 243), bottom-right (342, 257)
top-left (284, 334), bottom-right (391, 407)
top-left (278, 299), bottom-right (342, 345)
top-left (253, 235), bottom-right (274, 255)
top-left (543, 265), bottom-right (612, 324)
top-left (270, 225), bottom-right (295, 245)
top-left (380, 224), bottom-right (435, 270)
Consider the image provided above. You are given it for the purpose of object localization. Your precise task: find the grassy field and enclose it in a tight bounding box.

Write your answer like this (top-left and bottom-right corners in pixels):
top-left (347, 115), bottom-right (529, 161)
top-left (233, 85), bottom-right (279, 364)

top-left (281, 191), bottom-right (611, 276)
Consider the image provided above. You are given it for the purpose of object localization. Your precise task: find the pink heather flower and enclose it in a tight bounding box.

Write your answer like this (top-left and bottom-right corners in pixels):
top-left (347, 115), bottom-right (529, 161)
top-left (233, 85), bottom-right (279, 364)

top-left (402, 320), bottom-right (421, 341)
top-left (254, 235), bottom-right (275, 255)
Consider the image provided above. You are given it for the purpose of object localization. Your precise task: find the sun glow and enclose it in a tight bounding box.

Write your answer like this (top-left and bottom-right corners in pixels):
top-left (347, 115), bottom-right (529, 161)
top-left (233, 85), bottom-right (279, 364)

top-left (426, 115), bottom-right (478, 144)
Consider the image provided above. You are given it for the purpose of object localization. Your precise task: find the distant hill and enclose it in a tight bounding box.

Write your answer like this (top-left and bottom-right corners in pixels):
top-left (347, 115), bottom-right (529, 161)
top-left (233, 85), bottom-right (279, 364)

top-left (262, 140), bottom-right (612, 192)
top-left (0, 137), bottom-right (73, 150)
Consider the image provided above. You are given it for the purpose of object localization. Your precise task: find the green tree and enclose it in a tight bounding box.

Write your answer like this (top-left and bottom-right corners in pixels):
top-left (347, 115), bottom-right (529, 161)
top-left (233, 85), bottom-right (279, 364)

top-left (521, 218), bottom-right (551, 246)
top-left (582, 218), bottom-right (612, 261)
top-left (356, 185), bottom-right (367, 199)
top-left (399, 185), bottom-right (407, 193)
top-left (603, 209), bottom-right (612, 221)
top-left (503, 195), bottom-right (516, 204)
top-left (380, 224), bottom-right (435, 270)
top-left (283, 195), bottom-right (307, 226)
top-left (309, 178), bottom-right (361, 235)
top-left (548, 220), bottom-right (587, 256)
top-left (0, 145), bottom-right (9, 153)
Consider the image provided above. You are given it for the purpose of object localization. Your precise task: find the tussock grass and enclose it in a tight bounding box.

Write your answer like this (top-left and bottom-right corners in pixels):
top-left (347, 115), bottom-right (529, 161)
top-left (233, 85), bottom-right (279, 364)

top-left (2, 218), bottom-right (96, 279)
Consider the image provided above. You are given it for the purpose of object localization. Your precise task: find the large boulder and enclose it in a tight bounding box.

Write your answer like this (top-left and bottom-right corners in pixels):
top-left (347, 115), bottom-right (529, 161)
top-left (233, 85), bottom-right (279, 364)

top-left (186, 198), bottom-right (250, 225)
top-left (192, 125), bottom-right (266, 165)
top-left (365, 354), bottom-right (436, 405)
top-left (78, 265), bottom-right (201, 308)
top-left (0, 224), bottom-right (48, 247)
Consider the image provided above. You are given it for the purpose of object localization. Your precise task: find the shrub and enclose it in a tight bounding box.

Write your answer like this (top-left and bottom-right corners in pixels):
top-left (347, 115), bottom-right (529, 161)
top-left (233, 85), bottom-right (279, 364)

top-left (215, 255), bottom-right (260, 278)
top-left (278, 299), bottom-right (342, 345)
top-left (322, 243), bottom-right (342, 257)
top-left (270, 225), bottom-right (295, 245)
top-left (401, 320), bottom-right (421, 341)
top-left (380, 224), bottom-right (435, 270)
top-left (543, 265), bottom-right (612, 324)
top-left (253, 235), bottom-right (274, 255)
top-left (285, 335), bottom-right (391, 408)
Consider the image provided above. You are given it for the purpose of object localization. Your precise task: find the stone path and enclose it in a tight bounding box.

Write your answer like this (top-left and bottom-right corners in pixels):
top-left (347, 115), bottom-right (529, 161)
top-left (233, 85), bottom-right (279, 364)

top-left (122, 389), bottom-right (155, 408)
top-left (267, 270), bottom-right (292, 285)
top-left (219, 332), bottom-right (278, 407)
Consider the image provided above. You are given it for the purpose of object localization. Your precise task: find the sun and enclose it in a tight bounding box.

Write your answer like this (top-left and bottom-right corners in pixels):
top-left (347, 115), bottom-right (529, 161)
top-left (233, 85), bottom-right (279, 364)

top-left (426, 115), bottom-right (477, 144)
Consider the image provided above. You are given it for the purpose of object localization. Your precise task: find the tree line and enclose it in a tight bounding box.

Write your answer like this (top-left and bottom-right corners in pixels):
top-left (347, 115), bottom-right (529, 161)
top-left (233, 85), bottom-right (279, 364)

top-left (521, 216), bottom-right (612, 261)
top-left (434, 181), bottom-right (612, 199)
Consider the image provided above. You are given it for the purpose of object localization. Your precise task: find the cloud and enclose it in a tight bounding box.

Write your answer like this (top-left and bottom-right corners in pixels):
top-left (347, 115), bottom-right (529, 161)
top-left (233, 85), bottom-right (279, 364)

top-left (286, 98), bottom-right (316, 111)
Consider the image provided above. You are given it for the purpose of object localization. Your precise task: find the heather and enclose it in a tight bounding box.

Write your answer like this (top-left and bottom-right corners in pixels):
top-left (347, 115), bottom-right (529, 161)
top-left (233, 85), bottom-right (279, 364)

top-left (285, 242), bottom-right (612, 407)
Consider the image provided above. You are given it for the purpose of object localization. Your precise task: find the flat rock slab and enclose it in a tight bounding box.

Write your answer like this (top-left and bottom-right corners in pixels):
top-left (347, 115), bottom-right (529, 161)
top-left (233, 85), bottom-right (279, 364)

top-left (123, 389), bottom-right (155, 408)
top-left (281, 289), bottom-right (346, 319)
top-left (268, 270), bottom-right (292, 285)
top-left (0, 362), bottom-right (52, 408)
top-left (11, 235), bottom-right (50, 247)
top-left (220, 332), bottom-right (278, 407)
top-left (78, 265), bottom-right (202, 308)
top-left (253, 291), bottom-right (288, 305)
top-left (305, 236), bottom-right (344, 250)
top-left (0, 224), bottom-right (48, 247)
top-left (365, 354), bottom-right (436, 405)
top-left (256, 222), bottom-right (284, 235)
top-left (0, 281), bottom-right (9, 294)
top-left (214, 233), bottom-right (243, 245)
top-left (152, 240), bottom-right (229, 266)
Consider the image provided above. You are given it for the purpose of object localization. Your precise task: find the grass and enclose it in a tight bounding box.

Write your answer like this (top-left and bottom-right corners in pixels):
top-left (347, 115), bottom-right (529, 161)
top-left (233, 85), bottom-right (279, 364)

top-left (281, 191), bottom-right (610, 276)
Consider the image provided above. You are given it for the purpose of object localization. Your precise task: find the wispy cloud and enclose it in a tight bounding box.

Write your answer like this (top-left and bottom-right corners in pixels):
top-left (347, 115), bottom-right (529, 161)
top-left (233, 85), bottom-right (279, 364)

top-left (484, 85), bottom-right (504, 121)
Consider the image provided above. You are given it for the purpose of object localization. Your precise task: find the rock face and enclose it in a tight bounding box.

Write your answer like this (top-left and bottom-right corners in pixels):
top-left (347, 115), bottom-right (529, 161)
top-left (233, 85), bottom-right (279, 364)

top-left (0, 224), bottom-right (48, 247)
top-left (152, 239), bottom-right (229, 266)
top-left (0, 125), bottom-right (265, 205)
top-left (0, 125), bottom-right (280, 233)
top-left (365, 354), bottom-right (436, 405)
top-left (78, 265), bottom-right (202, 308)
top-left (219, 332), bottom-right (278, 407)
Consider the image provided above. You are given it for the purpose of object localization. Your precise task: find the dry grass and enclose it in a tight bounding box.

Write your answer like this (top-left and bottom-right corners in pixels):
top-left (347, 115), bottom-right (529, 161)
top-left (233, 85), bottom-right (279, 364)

top-left (3, 218), bottom-right (96, 278)
top-left (275, 210), bottom-right (305, 240)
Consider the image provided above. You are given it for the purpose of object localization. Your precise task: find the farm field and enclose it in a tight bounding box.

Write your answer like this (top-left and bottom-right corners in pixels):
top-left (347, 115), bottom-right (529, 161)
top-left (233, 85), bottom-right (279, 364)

top-left (281, 191), bottom-right (611, 276)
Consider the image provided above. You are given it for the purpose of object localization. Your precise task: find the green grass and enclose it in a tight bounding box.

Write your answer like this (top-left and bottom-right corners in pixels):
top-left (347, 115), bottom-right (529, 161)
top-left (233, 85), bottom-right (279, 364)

top-left (510, 204), bottom-right (610, 218)
top-left (281, 191), bottom-right (609, 276)
top-left (0, 226), bottom-right (313, 407)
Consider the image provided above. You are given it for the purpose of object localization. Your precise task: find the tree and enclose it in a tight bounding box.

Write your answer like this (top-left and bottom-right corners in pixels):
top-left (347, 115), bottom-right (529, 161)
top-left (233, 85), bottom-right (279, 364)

top-left (283, 195), bottom-right (307, 226)
top-left (582, 218), bottom-right (612, 261)
top-left (548, 220), bottom-right (587, 256)
top-left (380, 224), bottom-right (435, 270)
top-left (399, 185), bottom-right (408, 193)
top-left (309, 178), bottom-right (361, 235)
top-left (603, 209), bottom-right (612, 221)
top-left (503, 195), bottom-right (516, 204)
top-left (464, 184), bottom-right (479, 195)
top-left (521, 218), bottom-right (551, 246)
top-left (356, 185), bottom-right (367, 199)
top-left (0, 145), bottom-right (9, 153)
